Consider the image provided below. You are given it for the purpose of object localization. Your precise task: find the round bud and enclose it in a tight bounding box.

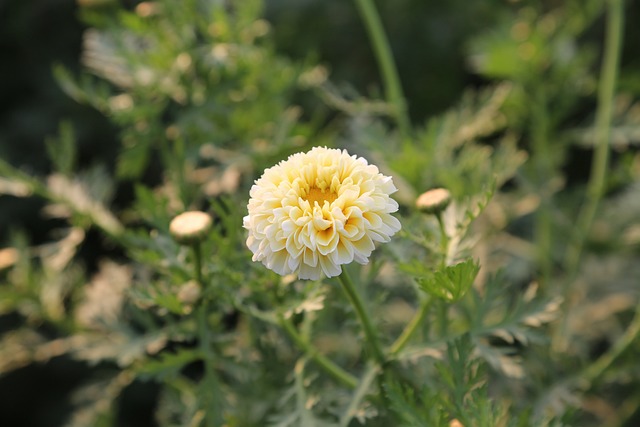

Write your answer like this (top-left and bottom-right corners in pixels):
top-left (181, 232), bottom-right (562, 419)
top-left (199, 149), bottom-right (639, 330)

top-left (169, 211), bottom-right (212, 245)
top-left (416, 188), bottom-right (452, 215)
top-left (177, 280), bottom-right (202, 305)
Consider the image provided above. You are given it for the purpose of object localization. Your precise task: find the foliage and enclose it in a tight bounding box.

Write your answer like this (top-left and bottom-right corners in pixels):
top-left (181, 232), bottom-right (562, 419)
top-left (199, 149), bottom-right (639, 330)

top-left (1, 0), bottom-right (640, 426)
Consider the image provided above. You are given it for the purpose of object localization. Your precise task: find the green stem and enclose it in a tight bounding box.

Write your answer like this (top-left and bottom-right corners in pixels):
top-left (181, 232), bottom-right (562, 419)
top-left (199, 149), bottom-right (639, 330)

top-left (437, 300), bottom-right (449, 338)
top-left (279, 315), bottom-right (358, 389)
top-left (353, 0), bottom-right (411, 140)
top-left (435, 212), bottom-right (449, 268)
top-left (582, 302), bottom-right (640, 385)
top-left (564, 0), bottom-right (624, 275)
top-left (531, 87), bottom-right (553, 287)
top-left (436, 212), bottom-right (450, 337)
top-left (339, 363), bottom-right (379, 427)
top-left (389, 297), bottom-right (434, 355)
top-left (193, 243), bottom-right (203, 286)
top-left (193, 242), bottom-right (219, 426)
top-left (337, 269), bottom-right (386, 366)
top-left (198, 297), bottom-right (220, 427)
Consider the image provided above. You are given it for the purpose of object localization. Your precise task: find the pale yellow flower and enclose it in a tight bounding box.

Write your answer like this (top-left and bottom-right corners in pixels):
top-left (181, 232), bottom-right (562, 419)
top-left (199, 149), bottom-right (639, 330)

top-left (244, 146), bottom-right (401, 280)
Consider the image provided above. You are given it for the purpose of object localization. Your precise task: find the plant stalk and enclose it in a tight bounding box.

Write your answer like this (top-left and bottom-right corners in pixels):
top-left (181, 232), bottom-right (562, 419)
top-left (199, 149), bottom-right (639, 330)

top-left (353, 0), bottom-right (411, 140)
top-left (435, 212), bottom-right (449, 268)
top-left (436, 212), bottom-right (451, 337)
top-left (193, 243), bottom-right (204, 286)
top-left (564, 0), bottom-right (624, 275)
top-left (389, 297), bottom-right (434, 355)
top-left (531, 86), bottom-right (553, 287)
top-left (279, 315), bottom-right (358, 388)
top-left (582, 302), bottom-right (640, 385)
top-left (198, 296), bottom-right (221, 427)
top-left (337, 269), bottom-right (386, 366)
top-left (193, 242), bottom-right (220, 427)
top-left (391, 211), bottom-right (449, 355)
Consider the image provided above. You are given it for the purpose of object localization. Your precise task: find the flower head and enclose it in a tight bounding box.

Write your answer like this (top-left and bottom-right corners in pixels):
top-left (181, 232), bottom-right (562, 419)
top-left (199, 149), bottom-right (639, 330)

top-left (169, 211), bottom-right (212, 245)
top-left (416, 188), bottom-right (451, 215)
top-left (244, 146), bottom-right (401, 280)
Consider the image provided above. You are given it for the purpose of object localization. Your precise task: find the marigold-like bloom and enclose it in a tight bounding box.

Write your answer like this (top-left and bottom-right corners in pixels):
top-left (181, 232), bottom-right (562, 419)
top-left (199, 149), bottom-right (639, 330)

top-left (244, 146), bottom-right (401, 280)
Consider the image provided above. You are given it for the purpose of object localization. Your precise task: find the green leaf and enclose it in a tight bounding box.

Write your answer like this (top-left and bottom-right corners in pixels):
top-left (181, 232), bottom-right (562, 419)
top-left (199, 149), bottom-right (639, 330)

top-left (417, 259), bottom-right (480, 303)
top-left (45, 121), bottom-right (77, 176)
top-left (339, 363), bottom-right (378, 427)
top-left (137, 349), bottom-right (201, 381)
top-left (154, 292), bottom-right (186, 315)
top-left (385, 381), bottom-right (445, 427)
top-left (116, 140), bottom-right (151, 179)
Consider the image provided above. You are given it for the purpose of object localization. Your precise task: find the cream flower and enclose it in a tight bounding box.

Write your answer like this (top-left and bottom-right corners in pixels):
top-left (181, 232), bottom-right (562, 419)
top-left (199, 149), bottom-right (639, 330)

top-left (244, 146), bottom-right (401, 280)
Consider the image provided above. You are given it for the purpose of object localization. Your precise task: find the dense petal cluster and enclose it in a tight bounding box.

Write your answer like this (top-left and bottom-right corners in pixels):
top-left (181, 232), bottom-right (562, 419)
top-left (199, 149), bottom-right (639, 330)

top-left (244, 146), bottom-right (401, 280)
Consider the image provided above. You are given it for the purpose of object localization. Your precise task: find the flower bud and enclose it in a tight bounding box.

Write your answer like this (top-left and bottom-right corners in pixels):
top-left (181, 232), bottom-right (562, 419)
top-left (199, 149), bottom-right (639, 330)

top-left (416, 188), bottom-right (451, 215)
top-left (0, 248), bottom-right (18, 270)
top-left (177, 280), bottom-right (202, 305)
top-left (169, 211), bottom-right (212, 245)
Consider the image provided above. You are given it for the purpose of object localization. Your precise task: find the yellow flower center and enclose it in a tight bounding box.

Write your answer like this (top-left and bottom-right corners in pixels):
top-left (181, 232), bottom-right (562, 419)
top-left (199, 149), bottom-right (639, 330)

top-left (304, 186), bottom-right (338, 206)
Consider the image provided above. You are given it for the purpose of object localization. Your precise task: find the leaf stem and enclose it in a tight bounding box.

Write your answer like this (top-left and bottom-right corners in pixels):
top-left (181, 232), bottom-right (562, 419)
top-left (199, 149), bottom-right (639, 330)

top-left (337, 269), bottom-right (386, 366)
top-left (391, 211), bottom-right (449, 355)
top-left (193, 242), bottom-right (220, 426)
top-left (435, 212), bottom-right (449, 268)
top-left (338, 363), bottom-right (379, 427)
top-left (530, 86), bottom-right (553, 287)
top-left (564, 0), bottom-right (624, 274)
top-left (436, 212), bottom-right (451, 336)
top-left (192, 242), bottom-right (204, 286)
top-left (198, 296), bottom-right (221, 427)
top-left (353, 0), bottom-right (411, 140)
top-left (582, 301), bottom-right (640, 385)
top-left (279, 314), bottom-right (358, 389)
top-left (389, 297), bottom-right (434, 355)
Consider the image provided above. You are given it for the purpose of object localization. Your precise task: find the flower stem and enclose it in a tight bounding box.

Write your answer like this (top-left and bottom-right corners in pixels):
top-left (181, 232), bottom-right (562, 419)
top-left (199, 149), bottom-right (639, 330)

top-left (198, 296), bottom-right (221, 427)
top-left (435, 212), bottom-right (451, 336)
top-left (279, 315), bottom-right (358, 389)
top-left (391, 211), bottom-right (449, 355)
top-left (435, 212), bottom-right (449, 268)
top-left (564, 0), bottom-right (624, 275)
top-left (530, 86), bottom-right (553, 287)
top-left (338, 269), bottom-right (386, 366)
top-left (192, 243), bottom-right (220, 426)
top-left (353, 0), bottom-right (411, 140)
top-left (192, 242), bottom-right (204, 286)
top-left (389, 297), bottom-right (433, 356)
top-left (582, 301), bottom-right (640, 385)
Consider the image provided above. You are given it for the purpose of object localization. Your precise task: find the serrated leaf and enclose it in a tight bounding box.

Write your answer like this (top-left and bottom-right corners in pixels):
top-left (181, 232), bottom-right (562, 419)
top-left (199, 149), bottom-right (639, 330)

top-left (116, 140), bottom-right (151, 179)
top-left (45, 121), bottom-right (77, 176)
top-left (64, 371), bottom-right (133, 427)
top-left (72, 330), bottom-right (166, 367)
top-left (385, 382), bottom-right (435, 427)
top-left (137, 349), bottom-right (201, 381)
top-left (154, 292), bottom-right (186, 315)
top-left (46, 173), bottom-right (123, 235)
top-left (418, 259), bottom-right (480, 302)
top-left (76, 261), bottom-right (130, 330)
